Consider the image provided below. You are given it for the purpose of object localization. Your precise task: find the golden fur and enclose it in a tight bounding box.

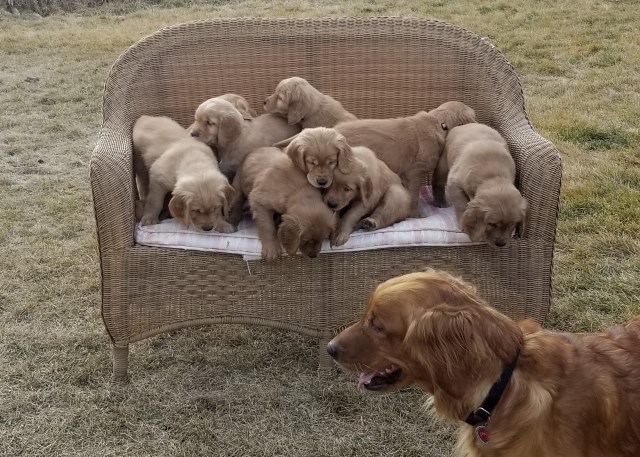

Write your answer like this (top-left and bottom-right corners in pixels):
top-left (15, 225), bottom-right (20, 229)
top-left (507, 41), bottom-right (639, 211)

top-left (284, 127), bottom-right (354, 189)
top-left (323, 146), bottom-right (412, 246)
top-left (433, 123), bottom-right (529, 246)
top-left (228, 147), bottom-right (337, 260)
top-left (190, 97), bottom-right (300, 180)
top-left (132, 115), bottom-right (234, 232)
top-left (263, 76), bottom-right (357, 128)
top-left (329, 270), bottom-right (640, 457)
top-left (335, 101), bottom-right (475, 217)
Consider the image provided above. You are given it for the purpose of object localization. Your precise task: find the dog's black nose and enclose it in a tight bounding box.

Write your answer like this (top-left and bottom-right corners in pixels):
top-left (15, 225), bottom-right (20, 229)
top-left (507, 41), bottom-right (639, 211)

top-left (190, 131), bottom-right (200, 138)
top-left (327, 200), bottom-right (337, 209)
top-left (327, 341), bottom-right (338, 359)
top-left (202, 225), bottom-right (213, 232)
top-left (317, 177), bottom-right (328, 187)
top-left (496, 241), bottom-right (507, 247)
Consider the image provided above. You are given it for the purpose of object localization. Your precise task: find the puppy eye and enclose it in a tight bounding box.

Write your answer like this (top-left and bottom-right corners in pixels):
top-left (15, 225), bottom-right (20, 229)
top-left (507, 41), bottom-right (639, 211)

top-left (206, 120), bottom-right (216, 126)
top-left (343, 186), bottom-right (351, 192)
top-left (329, 159), bottom-right (337, 165)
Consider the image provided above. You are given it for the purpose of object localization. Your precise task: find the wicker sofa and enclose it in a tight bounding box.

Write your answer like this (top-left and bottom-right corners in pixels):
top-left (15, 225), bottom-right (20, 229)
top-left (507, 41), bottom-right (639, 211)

top-left (90, 17), bottom-right (562, 381)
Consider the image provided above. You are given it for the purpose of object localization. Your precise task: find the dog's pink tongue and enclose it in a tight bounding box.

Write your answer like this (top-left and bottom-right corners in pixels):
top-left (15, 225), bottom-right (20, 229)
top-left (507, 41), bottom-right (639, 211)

top-left (357, 372), bottom-right (376, 389)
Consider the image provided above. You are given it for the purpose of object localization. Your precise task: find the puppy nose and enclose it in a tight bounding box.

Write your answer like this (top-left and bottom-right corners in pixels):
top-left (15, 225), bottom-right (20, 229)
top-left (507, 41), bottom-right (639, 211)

top-left (202, 225), bottom-right (213, 231)
top-left (327, 200), bottom-right (337, 209)
top-left (317, 177), bottom-right (328, 187)
top-left (190, 131), bottom-right (200, 138)
top-left (496, 240), bottom-right (507, 247)
top-left (327, 341), bottom-right (338, 359)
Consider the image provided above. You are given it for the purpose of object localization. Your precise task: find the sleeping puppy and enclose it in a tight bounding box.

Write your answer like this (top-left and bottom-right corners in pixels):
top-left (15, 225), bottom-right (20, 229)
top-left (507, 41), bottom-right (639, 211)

top-left (264, 76), bottom-right (357, 128)
top-left (228, 147), bottom-right (337, 260)
top-left (217, 93), bottom-right (257, 120)
top-left (189, 97), bottom-right (300, 180)
top-left (133, 115), bottom-right (235, 233)
top-left (323, 146), bottom-right (412, 247)
top-left (284, 127), bottom-right (354, 189)
top-left (432, 122), bottom-right (529, 247)
top-left (335, 101), bottom-right (475, 217)
top-left (329, 269), bottom-right (640, 457)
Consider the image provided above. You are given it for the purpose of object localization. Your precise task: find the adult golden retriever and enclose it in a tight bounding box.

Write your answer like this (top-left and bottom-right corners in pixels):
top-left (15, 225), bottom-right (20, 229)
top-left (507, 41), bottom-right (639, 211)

top-left (432, 123), bottom-right (529, 246)
top-left (329, 269), bottom-right (640, 457)
top-left (190, 97), bottom-right (300, 180)
top-left (334, 101), bottom-right (475, 217)
top-left (284, 127), bottom-right (354, 189)
top-left (263, 76), bottom-right (357, 128)
top-left (228, 147), bottom-right (336, 260)
top-left (133, 115), bottom-right (235, 232)
top-left (323, 146), bottom-right (412, 246)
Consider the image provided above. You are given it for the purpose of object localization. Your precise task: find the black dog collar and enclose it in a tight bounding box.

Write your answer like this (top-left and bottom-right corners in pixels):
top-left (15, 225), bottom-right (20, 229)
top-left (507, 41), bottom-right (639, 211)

top-left (465, 351), bottom-right (520, 427)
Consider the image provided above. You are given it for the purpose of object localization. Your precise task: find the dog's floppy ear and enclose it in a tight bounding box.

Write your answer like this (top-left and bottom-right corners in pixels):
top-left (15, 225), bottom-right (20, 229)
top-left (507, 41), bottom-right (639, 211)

top-left (516, 197), bottom-right (530, 238)
top-left (336, 134), bottom-right (355, 173)
top-left (406, 300), bottom-right (521, 402)
top-left (168, 191), bottom-right (190, 226)
top-left (219, 183), bottom-right (236, 218)
top-left (285, 80), bottom-right (310, 125)
top-left (359, 174), bottom-right (374, 207)
top-left (460, 200), bottom-right (486, 242)
top-left (278, 214), bottom-right (301, 256)
top-left (285, 137), bottom-right (307, 171)
top-left (217, 110), bottom-right (243, 149)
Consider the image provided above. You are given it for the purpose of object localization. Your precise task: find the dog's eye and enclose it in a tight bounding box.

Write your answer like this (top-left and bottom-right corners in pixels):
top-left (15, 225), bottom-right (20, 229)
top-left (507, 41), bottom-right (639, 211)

top-left (343, 186), bottom-right (351, 192)
top-left (328, 159), bottom-right (337, 166)
top-left (206, 120), bottom-right (216, 126)
top-left (370, 318), bottom-right (384, 333)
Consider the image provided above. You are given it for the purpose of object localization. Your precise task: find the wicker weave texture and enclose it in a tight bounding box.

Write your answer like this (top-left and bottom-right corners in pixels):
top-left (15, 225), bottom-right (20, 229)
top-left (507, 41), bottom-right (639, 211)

top-left (91, 17), bottom-right (561, 378)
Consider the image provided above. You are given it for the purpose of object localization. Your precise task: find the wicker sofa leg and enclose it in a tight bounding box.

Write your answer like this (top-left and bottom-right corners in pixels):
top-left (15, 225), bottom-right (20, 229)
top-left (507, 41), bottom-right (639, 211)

top-left (317, 335), bottom-right (334, 372)
top-left (112, 345), bottom-right (130, 382)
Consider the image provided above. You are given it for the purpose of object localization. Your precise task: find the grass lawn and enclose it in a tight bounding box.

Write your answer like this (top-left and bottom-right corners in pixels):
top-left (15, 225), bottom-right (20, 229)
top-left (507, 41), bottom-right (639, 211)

top-left (1, 1), bottom-right (639, 456)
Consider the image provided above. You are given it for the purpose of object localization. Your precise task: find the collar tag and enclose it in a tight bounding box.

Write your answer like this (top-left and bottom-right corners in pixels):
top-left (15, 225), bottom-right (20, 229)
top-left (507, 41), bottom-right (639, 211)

top-left (475, 425), bottom-right (490, 444)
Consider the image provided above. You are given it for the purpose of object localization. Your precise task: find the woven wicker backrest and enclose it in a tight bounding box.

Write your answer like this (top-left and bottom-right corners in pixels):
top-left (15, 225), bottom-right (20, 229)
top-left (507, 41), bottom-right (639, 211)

top-left (104, 17), bottom-right (529, 145)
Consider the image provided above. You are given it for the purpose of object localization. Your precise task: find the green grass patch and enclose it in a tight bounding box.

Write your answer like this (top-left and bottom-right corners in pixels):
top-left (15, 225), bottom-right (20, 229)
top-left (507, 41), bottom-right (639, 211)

top-left (558, 124), bottom-right (633, 150)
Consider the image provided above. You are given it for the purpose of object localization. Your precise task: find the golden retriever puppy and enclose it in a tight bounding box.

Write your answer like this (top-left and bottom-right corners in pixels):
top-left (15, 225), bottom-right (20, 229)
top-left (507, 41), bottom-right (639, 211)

top-left (323, 146), bottom-right (412, 246)
top-left (190, 97), bottom-right (300, 180)
top-left (335, 101), bottom-right (475, 217)
top-left (217, 93), bottom-right (257, 120)
top-left (283, 127), bottom-right (354, 189)
top-left (329, 269), bottom-right (640, 457)
top-left (432, 123), bottom-right (529, 247)
top-left (133, 115), bottom-right (235, 232)
top-left (228, 147), bottom-right (337, 260)
top-left (263, 76), bottom-right (357, 128)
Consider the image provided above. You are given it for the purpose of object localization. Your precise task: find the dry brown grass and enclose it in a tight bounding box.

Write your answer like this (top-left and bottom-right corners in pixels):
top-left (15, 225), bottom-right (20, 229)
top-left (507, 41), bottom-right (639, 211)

top-left (0, 1), bottom-right (639, 456)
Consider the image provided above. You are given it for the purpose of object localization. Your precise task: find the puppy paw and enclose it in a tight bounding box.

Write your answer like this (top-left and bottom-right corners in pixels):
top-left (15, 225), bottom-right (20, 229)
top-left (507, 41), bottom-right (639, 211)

top-left (359, 217), bottom-right (379, 231)
top-left (140, 214), bottom-right (160, 226)
top-left (331, 231), bottom-right (351, 247)
top-left (261, 243), bottom-right (282, 260)
top-left (216, 221), bottom-right (236, 233)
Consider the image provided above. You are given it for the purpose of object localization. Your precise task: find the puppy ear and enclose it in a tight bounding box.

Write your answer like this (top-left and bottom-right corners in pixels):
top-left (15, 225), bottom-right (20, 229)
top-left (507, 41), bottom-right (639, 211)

top-left (285, 81), bottom-right (308, 125)
top-left (217, 111), bottom-right (243, 148)
top-left (360, 174), bottom-right (374, 208)
top-left (278, 214), bottom-right (301, 256)
top-left (336, 135), bottom-right (355, 173)
top-left (516, 197), bottom-right (530, 238)
top-left (285, 138), bottom-right (306, 171)
top-left (168, 192), bottom-right (190, 225)
top-left (459, 200), bottom-right (486, 242)
top-left (220, 183), bottom-right (236, 217)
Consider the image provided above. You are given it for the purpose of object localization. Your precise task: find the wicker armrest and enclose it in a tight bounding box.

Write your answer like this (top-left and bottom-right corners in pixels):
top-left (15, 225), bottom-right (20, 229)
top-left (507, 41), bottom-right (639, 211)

top-left (90, 125), bottom-right (135, 252)
top-left (503, 124), bottom-right (562, 243)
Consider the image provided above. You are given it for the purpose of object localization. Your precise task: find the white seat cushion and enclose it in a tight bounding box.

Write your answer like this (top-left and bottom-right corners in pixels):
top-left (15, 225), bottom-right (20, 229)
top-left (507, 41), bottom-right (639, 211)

top-left (134, 186), bottom-right (478, 259)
